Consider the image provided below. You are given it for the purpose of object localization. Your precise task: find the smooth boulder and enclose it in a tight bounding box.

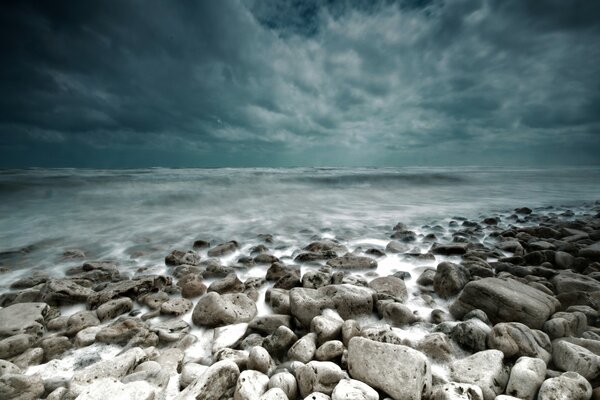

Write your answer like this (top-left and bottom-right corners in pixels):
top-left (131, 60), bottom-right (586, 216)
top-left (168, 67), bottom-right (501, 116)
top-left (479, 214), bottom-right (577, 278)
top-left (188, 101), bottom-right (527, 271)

top-left (192, 292), bottom-right (257, 328)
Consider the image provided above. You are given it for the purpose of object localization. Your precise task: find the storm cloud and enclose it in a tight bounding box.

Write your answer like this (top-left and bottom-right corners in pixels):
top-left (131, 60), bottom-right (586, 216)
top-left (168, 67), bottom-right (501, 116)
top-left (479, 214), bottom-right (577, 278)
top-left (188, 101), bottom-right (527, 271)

top-left (0, 0), bottom-right (599, 167)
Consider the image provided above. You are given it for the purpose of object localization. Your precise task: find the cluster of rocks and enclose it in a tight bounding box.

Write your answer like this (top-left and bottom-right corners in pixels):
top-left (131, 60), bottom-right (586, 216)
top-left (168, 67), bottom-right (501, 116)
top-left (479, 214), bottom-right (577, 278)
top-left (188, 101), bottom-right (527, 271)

top-left (1, 204), bottom-right (600, 400)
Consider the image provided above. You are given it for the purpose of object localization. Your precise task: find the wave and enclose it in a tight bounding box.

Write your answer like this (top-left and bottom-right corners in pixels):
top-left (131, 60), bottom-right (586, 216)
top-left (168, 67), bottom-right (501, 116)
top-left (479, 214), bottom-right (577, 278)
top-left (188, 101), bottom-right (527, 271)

top-left (288, 172), bottom-right (468, 187)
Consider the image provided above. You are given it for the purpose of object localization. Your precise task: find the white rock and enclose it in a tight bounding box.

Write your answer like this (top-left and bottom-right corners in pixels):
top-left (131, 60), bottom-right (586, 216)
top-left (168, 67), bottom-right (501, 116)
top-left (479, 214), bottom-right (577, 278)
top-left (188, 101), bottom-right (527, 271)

top-left (175, 360), bottom-right (239, 400)
top-left (449, 350), bottom-right (508, 400)
top-left (296, 361), bottom-right (344, 398)
top-left (213, 323), bottom-right (248, 353)
top-left (74, 326), bottom-right (102, 347)
top-left (248, 346), bottom-right (274, 374)
top-left (75, 377), bottom-right (154, 400)
top-left (332, 379), bottom-right (379, 400)
top-left (268, 372), bottom-right (298, 400)
top-left (259, 388), bottom-right (289, 400)
top-left (288, 333), bottom-right (317, 363)
top-left (537, 371), bottom-right (592, 400)
top-left (504, 357), bottom-right (546, 400)
top-left (348, 337), bottom-right (431, 400)
top-left (179, 362), bottom-right (208, 389)
top-left (234, 370), bottom-right (270, 400)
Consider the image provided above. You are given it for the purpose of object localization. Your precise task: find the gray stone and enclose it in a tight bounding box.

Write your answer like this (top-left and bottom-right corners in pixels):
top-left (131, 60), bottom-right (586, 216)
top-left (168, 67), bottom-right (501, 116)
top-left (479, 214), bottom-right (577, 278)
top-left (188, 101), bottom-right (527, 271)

top-left (551, 270), bottom-right (600, 294)
top-left (8, 347), bottom-right (43, 369)
top-left (579, 242), bottom-right (600, 261)
top-left (326, 255), bottom-right (377, 270)
top-left (416, 333), bottom-right (455, 362)
top-left (96, 297), bottom-right (133, 321)
top-left (0, 302), bottom-right (49, 339)
top-left (303, 393), bottom-right (331, 400)
top-left (451, 319), bottom-right (490, 352)
top-left (0, 334), bottom-right (36, 359)
top-left (74, 326), bottom-right (101, 347)
top-left (263, 326), bottom-right (298, 359)
top-left (249, 315), bottom-right (292, 335)
top-left (87, 276), bottom-right (171, 309)
top-left (311, 316), bottom-right (343, 345)
top-left (234, 370), bottom-right (269, 400)
top-left (213, 323), bottom-right (248, 353)
top-left (178, 274), bottom-right (207, 298)
top-left (552, 338), bottom-right (600, 380)
top-left (487, 322), bottom-right (552, 363)
top-left (40, 335), bottom-right (71, 361)
top-left (165, 249), bottom-right (201, 266)
top-left (433, 262), bottom-right (470, 299)
top-left (543, 311), bottom-right (587, 339)
top-left (176, 359), bottom-right (240, 400)
top-left (66, 311), bottom-right (100, 336)
top-left (248, 346), bottom-right (274, 375)
top-left (41, 279), bottom-right (95, 305)
top-left (537, 371), bottom-right (592, 400)
top-left (209, 273), bottom-right (245, 294)
top-left (288, 333), bottom-right (317, 363)
top-left (315, 340), bottom-right (344, 361)
top-left (160, 297), bottom-right (193, 316)
top-left (430, 382), bottom-right (483, 400)
top-left (0, 360), bottom-right (20, 376)
top-left (268, 372), bottom-right (297, 400)
top-left (72, 347), bottom-right (146, 386)
top-left (380, 302), bottom-right (418, 326)
top-left (180, 362), bottom-right (208, 389)
top-left (449, 350), bottom-right (508, 400)
top-left (332, 379), bottom-right (378, 400)
top-left (259, 388), bottom-right (288, 400)
top-left (208, 241), bottom-right (239, 257)
top-left (348, 337), bottom-right (431, 400)
top-left (0, 373), bottom-right (44, 400)
top-left (449, 278), bottom-right (560, 329)
top-left (75, 377), bottom-right (155, 400)
top-left (296, 361), bottom-right (344, 398)
top-left (505, 356), bottom-right (546, 400)
top-left (341, 320), bottom-right (361, 347)
top-left (192, 292), bottom-right (257, 328)
top-left (368, 276), bottom-right (407, 302)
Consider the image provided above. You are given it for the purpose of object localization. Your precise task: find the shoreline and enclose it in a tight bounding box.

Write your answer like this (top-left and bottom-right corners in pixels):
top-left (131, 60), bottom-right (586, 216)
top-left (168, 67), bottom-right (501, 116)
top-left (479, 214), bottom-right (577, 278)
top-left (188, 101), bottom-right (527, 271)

top-left (0, 201), bottom-right (599, 399)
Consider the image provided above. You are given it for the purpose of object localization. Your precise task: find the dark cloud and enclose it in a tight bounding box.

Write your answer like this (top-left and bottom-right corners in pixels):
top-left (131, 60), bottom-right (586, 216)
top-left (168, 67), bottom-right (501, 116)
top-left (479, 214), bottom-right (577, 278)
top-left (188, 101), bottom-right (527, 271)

top-left (0, 0), bottom-right (599, 167)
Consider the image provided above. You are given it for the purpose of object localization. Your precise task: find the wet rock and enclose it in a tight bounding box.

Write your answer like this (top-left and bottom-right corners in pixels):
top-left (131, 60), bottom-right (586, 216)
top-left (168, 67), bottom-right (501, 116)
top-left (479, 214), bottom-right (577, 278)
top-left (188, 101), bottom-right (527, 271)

top-left (75, 377), bottom-right (154, 400)
top-left (175, 360), bottom-right (240, 400)
top-left (150, 318), bottom-right (190, 343)
top-left (177, 274), bottom-right (207, 298)
top-left (208, 241), bottom-right (239, 257)
top-left (121, 359), bottom-right (170, 389)
top-left (65, 261), bottom-right (120, 282)
top-left (268, 372), bottom-right (298, 400)
top-left (0, 360), bottom-right (21, 376)
top-left (40, 279), bottom-right (95, 306)
top-left (433, 262), bottom-right (470, 299)
top-left (274, 270), bottom-right (302, 290)
top-left (288, 333), bottom-right (318, 363)
top-left (449, 350), bottom-right (509, 400)
top-left (139, 291), bottom-right (170, 310)
top-left (266, 263), bottom-right (299, 281)
top-left (431, 243), bottom-right (469, 256)
top-left (543, 311), bottom-right (587, 339)
top-left (302, 271), bottom-right (332, 289)
top-left (332, 379), bottom-right (378, 400)
top-left (579, 242), bottom-right (600, 261)
top-left (296, 361), bottom-right (344, 398)
top-left (537, 371), bottom-right (592, 400)
top-left (160, 297), bottom-right (193, 316)
top-left (552, 338), bottom-right (600, 380)
top-left (166, 249), bottom-right (201, 266)
top-left (192, 292), bottom-right (257, 328)
top-left (95, 317), bottom-right (157, 347)
top-left (209, 273), bottom-right (245, 294)
top-left (416, 268), bottom-right (436, 286)
top-left (8, 347), bottom-right (43, 369)
top-left (248, 346), bottom-right (274, 375)
top-left (249, 315), bottom-right (293, 335)
top-left (385, 241), bottom-right (410, 254)
top-left (380, 302), bottom-right (418, 327)
top-left (311, 315), bottom-right (343, 344)
top-left (555, 251), bottom-right (575, 269)
top-left (487, 322), bottom-right (552, 363)
top-left (348, 337), bottom-right (431, 400)
top-left (0, 302), bottom-right (49, 339)
top-left (87, 275), bottom-right (171, 309)
top-left (341, 320), bottom-right (360, 347)
top-left (390, 230), bottom-right (416, 242)
top-left (72, 347), bottom-right (146, 386)
top-left (304, 240), bottom-right (348, 256)
top-left (551, 270), bottom-right (600, 294)
top-left (326, 255), bottom-right (377, 270)
top-left (0, 334), bottom-right (36, 359)
top-left (9, 272), bottom-right (49, 289)
top-left (263, 326), bottom-right (298, 359)
top-left (416, 333), bottom-right (454, 362)
top-left (65, 311), bottom-right (100, 336)
top-left (430, 382), bottom-right (483, 400)
top-left (315, 340), bottom-right (344, 361)
top-left (505, 356), bottom-right (546, 400)
top-left (74, 326), bottom-right (101, 347)
top-left (40, 336), bottom-right (71, 361)
top-left (259, 388), bottom-right (288, 400)
top-left (451, 318), bottom-right (490, 352)
top-left (290, 285), bottom-right (375, 327)
top-left (255, 254), bottom-right (279, 264)
top-left (268, 288), bottom-right (290, 314)
top-left (368, 276), bottom-right (407, 302)
top-left (449, 277), bottom-right (560, 329)
top-left (193, 239), bottom-right (210, 250)
top-left (0, 373), bottom-right (44, 400)
top-left (96, 297), bottom-right (133, 321)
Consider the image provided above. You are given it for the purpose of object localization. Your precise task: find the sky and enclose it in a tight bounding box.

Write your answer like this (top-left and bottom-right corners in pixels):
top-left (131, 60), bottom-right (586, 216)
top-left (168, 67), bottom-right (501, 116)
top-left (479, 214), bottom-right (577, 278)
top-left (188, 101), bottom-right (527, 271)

top-left (0, 0), bottom-right (599, 168)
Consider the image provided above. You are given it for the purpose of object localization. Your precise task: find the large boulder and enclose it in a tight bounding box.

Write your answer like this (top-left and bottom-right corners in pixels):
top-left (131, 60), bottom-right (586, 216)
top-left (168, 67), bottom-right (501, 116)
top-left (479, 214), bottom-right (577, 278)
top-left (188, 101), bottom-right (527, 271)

top-left (449, 350), bottom-right (509, 400)
top-left (326, 255), bottom-right (377, 270)
top-left (537, 371), bottom-right (592, 400)
top-left (348, 337), bottom-right (431, 400)
top-left (290, 285), bottom-right (375, 327)
top-left (487, 322), bottom-right (552, 363)
top-left (433, 262), bottom-right (470, 299)
top-left (449, 278), bottom-right (560, 329)
top-left (192, 292), bottom-right (257, 327)
top-left (176, 360), bottom-right (240, 400)
top-left (0, 303), bottom-right (49, 339)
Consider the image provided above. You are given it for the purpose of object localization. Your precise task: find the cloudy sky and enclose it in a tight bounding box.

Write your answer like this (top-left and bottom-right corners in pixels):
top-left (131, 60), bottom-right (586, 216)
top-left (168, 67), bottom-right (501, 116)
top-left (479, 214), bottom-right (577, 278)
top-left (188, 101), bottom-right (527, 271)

top-left (1, 0), bottom-right (599, 167)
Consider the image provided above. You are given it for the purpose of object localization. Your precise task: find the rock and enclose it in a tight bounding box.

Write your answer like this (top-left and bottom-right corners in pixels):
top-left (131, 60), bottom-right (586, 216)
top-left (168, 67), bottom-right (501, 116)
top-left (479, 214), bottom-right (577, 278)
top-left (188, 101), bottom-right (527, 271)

top-left (449, 350), bottom-right (508, 400)
top-left (255, 254), bottom-right (279, 264)
top-left (555, 251), bottom-right (575, 269)
top-left (87, 275), bottom-right (171, 309)
top-left (304, 393), bottom-right (331, 400)
top-left (263, 326), bottom-right (298, 359)
top-left (193, 239), bottom-right (210, 250)
top-left (551, 270), bottom-right (600, 294)
top-left (208, 241), bottom-right (239, 257)
top-left (178, 274), bottom-right (207, 298)
top-left (213, 323), bottom-right (249, 353)
top-left (40, 336), bottom-right (71, 361)
top-left (74, 377), bottom-right (154, 400)
top-left (75, 326), bottom-right (101, 347)
top-left (302, 271), bottom-right (332, 289)
top-left (209, 273), bottom-right (245, 294)
top-left (72, 347), bottom-right (147, 386)
top-left (66, 311), bottom-right (100, 336)
top-left (176, 360), bottom-right (240, 399)
top-left (341, 321), bottom-right (360, 347)
top-left (234, 370), bottom-right (269, 400)
top-left (0, 334), bottom-right (36, 359)
top-left (65, 261), bottom-right (120, 282)
top-left (139, 291), bottom-right (170, 309)
top-left (260, 388), bottom-right (288, 400)
top-left (537, 371), bottom-right (592, 400)
top-left (505, 356), bottom-right (546, 400)
top-left (9, 272), bottom-right (49, 289)
top-left (248, 346), bottom-right (274, 375)
top-left (96, 297), bottom-right (133, 321)
top-left (290, 285), bottom-right (375, 327)
top-left (416, 268), bottom-right (436, 286)
top-left (579, 242), bottom-right (600, 261)
top-left (296, 361), bottom-right (344, 397)
top-left (266, 263), bottom-right (299, 281)
top-left (268, 289), bottom-right (290, 314)
top-left (368, 276), bottom-right (407, 302)
top-left (268, 372), bottom-right (297, 400)
top-left (430, 382), bottom-right (483, 400)
top-left (311, 316), bottom-right (343, 345)
top-left (122, 359), bottom-right (170, 388)
top-left (150, 318), bottom-right (190, 343)
top-left (288, 333), bottom-right (318, 363)
top-left (160, 297), bottom-right (193, 316)
top-left (303, 240), bottom-right (348, 256)
top-left (416, 333), bottom-right (455, 362)
top-left (249, 315), bottom-right (293, 335)
top-left (348, 337), bottom-right (431, 400)
top-left (8, 347), bottom-right (43, 369)
top-left (451, 319), bottom-right (490, 352)
top-left (543, 311), bottom-right (587, 339)
top-left (0, 360), bottom-right (21, 376)
top-left (449, 278), bottom-right (560, 329)
top-left (431, 243), bottom-right (468, 255)
top-left (326, 255), bottom-right (377, 270)
top-left (487, 322), bottom-right (552, 363)
top-left (380, 302), bottom-right (418, 326)
top-left (385, 241), bottom-right (410, 254)
top-left (552, 338), bottom-right (600, 380)
top-left (0, 302), bottom-right (49, 339)
top-left (433, 262), bottom-right (470, 299)
top-left (192, 292), bottom-right (257, 328)
top-left (0, 373), bottom-right (44, 400)
top-left (166, 249), bottom-right (201, 266)
top-left (332, 379), bottom-right (378, 400)
top-left (40, 279), bottom-right (95, 305)
top-left (180, 362), bottom-right (208, 389)
top-left (315, 340), bottom-right (344, 361)
top-left (95, 317), bottom-right (156, 347)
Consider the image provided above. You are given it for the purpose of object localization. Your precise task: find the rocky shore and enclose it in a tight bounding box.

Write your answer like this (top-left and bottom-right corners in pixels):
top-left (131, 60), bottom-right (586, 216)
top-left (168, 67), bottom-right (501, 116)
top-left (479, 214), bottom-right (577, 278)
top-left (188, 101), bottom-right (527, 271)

top-left (1, 203), bottom-right (600, 400)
